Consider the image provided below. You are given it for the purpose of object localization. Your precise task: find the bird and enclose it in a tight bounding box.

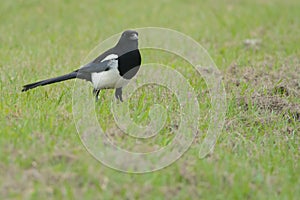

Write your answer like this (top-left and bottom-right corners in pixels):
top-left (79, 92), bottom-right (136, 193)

top-left (22, 30), bottom-right (141, 102)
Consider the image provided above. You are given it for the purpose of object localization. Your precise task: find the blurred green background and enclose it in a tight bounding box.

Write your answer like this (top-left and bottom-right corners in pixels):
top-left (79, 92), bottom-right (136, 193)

top-left (0, 0), bottom-right (299, 199)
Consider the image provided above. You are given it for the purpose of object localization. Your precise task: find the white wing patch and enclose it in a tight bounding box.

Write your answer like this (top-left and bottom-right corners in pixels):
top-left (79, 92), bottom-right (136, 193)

top-left (91, 53), bottom-right (129, 89)
top-left (101, 54), bottom-right (118, 62)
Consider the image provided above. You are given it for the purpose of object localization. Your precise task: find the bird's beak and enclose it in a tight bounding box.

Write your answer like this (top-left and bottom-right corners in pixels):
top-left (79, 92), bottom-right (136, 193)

top-left (130, 33), bottom-right (138, 40)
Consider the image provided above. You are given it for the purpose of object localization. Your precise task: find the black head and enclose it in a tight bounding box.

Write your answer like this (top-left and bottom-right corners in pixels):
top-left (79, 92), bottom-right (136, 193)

top-left (116, 30), bottom-right (139, 51)
top-left (121, 30), bottom-right (139, 41)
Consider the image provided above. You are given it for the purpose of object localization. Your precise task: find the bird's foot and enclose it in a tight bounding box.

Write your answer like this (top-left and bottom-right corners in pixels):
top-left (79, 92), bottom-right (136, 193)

top-left (93, 89), bottom-right (100, 102)
top-left (115, 88), bottom-right (123, 102)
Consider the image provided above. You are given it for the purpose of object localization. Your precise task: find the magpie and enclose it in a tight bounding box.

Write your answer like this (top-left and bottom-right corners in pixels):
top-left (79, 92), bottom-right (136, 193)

top-left (22, 30), bottom-right (141, 102)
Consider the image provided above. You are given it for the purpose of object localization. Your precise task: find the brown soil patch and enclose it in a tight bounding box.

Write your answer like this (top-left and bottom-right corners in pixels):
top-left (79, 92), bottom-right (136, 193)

top-left (238, 92), bottom-right (300, 121)
top-left (225, 56), bottom-right (300, 96)
top-left (225, 56), bottom-right (300, 121)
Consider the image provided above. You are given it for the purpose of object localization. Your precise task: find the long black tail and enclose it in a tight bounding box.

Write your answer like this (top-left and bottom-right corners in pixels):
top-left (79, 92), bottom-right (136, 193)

top-left (22, 72), bottom-right (78, 92)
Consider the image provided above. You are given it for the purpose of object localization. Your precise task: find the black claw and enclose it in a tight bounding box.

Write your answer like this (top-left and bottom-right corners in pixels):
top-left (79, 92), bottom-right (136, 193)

top-left (93, 89), bottom-right (100, 102)
top-left (115, 88), bottom-right (123, 102)
top-left (93, 88), bottom-right (97, 95)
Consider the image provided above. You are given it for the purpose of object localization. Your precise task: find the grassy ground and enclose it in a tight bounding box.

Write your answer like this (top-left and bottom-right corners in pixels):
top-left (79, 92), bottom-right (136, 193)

top-left (1, 0), bottom-right (299, 199)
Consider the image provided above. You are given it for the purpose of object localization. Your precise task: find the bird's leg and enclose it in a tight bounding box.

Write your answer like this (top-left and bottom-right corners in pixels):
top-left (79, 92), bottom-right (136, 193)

top-left (95, 90), bottom-right (100, 101)
top-left (115, 88), bottom-right (123, 102)
top-left (93, 89), bottom-right (101, 101)
top-left (93, 88), bottom-right (97, 95)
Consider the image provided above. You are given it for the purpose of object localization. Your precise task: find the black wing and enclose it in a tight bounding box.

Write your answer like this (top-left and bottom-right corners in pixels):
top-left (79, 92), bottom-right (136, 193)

top-left (75, 59), bottom-right (116, 81)
top-left (79, 60), bottom-right (113, 73)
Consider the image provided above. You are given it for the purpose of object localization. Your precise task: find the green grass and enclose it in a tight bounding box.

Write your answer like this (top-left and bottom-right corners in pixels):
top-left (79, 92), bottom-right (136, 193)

top-left (1, 0), bottom-right (300, 199)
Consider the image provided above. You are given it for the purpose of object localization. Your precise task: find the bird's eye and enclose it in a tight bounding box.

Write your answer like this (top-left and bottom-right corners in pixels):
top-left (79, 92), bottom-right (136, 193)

top-left (129, 33), bottom-right (138, 40)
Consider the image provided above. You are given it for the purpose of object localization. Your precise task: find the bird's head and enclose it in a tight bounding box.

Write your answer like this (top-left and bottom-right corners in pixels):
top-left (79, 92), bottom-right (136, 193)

top-left (121, 30), bottom-right (139, 41)
top-left (116, 30), bottom-right (139, 51)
